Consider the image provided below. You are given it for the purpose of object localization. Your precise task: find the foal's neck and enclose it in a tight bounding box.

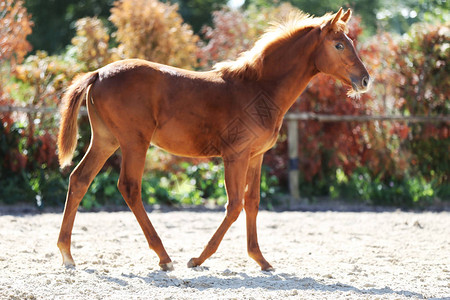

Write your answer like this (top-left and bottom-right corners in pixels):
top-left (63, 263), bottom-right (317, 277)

top-left (259, 27), bottom-right (320, 115)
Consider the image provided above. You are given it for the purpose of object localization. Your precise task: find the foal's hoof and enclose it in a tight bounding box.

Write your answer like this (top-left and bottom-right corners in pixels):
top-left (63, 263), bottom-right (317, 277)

top-left (63, 261), bottom-right (76, 269)
top-left (159, 262), bottom-right (174, 271)
top-left (262, 266), bottom-right (275, 272)
top-left (261, 263), bottom-right (274, 272)
top-left (187, 258), bottom-right (199, 268)
top-left (61, 255), bottom-right (76, 268)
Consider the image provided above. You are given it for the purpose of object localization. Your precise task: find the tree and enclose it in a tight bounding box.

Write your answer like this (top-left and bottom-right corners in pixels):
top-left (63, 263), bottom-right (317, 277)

top-left (23, 0), bottom-right (113, 54)
top-left (0, 0), bottom-right (33, 65)
top-left (376, 0), bottom-right (450, 34)
top-left (110, 0), bottom-right (199, 69)
top-left (0, 0), bottom-right (33, 100)
top-left (172, 0), bottom-right (229, 34)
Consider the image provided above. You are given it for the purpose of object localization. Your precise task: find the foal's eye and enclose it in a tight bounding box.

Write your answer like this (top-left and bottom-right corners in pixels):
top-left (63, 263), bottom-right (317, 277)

top-left (335, 43), bottom-right (344, 50)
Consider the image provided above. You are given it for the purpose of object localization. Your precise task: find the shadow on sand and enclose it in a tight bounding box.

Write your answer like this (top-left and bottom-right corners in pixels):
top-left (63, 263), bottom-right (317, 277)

top-left (95, 269), bottom-right (428, 299)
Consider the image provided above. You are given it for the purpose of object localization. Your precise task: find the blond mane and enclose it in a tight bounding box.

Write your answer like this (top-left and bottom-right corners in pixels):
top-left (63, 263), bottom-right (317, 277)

top-left (214, 11), bottom-right (348, 80)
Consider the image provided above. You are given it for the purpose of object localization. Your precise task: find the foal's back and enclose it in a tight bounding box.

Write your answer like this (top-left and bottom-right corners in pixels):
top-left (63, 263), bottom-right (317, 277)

top-left (89, 59), bottom-right (262, 157)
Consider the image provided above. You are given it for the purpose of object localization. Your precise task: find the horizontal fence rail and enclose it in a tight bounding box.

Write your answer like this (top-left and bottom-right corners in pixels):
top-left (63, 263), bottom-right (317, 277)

top-left (2, 105), bottom-right (449, 205)
top-left (2, 105), bottom-right (449, 123)
top-left (285, 112), bottom-right (450, 123)
top-left (0, 105), bottom-right (87, 115)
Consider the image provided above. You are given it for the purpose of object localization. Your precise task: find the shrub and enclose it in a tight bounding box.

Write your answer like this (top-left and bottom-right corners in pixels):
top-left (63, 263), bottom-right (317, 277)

top-left (0, 0), bottom-right (33, 67)
top-left (110, 0), bottom-right (199, 69)
top-left (392, 23), bottom-right (449, 186)
top-left (71, 17), bottom-right (120, 71)
top-left (329, 167), bottom-right (441, 207)
top-left (0, 119), bottom-right (67, 207)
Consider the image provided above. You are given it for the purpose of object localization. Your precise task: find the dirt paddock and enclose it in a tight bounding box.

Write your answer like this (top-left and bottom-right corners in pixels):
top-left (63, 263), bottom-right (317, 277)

top-left (0, 206), bottom-right (449, 299)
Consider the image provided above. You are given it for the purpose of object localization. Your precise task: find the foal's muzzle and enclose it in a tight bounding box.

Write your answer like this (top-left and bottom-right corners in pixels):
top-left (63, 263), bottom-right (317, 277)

top-left (351, 75), bottom-right (371, 93)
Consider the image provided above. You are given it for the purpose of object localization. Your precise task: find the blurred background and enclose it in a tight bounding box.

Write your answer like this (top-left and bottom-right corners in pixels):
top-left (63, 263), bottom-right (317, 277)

top-left (0, 0), bottom-right (448, 210)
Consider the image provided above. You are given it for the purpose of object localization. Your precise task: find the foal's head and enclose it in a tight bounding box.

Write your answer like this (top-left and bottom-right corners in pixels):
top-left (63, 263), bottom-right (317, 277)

top-left (314, 8), bottom-right (371, 96)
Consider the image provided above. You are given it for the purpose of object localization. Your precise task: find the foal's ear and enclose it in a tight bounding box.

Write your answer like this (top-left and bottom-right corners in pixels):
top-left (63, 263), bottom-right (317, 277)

top-left (320, 7), bottom-right (344, 35)
top-left (341, 9), bottom-right (352, 23)
top-left (331, 7), bottom-right (344, 27)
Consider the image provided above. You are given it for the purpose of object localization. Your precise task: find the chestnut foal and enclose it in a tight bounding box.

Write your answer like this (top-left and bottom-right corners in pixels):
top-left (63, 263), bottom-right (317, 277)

top-left (57, 8), bottom-right (370, 271)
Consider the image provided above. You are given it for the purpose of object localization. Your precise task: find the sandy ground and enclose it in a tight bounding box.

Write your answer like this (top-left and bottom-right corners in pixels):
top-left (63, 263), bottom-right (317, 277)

top-left (0, 207), bottom-right (449, 299)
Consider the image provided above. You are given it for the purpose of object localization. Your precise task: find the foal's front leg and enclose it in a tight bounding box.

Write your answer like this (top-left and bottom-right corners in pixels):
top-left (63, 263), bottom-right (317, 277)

top-left (187, 156), bottom-right (249, 268)
top-left (244, 154), bottom-right (273, 271)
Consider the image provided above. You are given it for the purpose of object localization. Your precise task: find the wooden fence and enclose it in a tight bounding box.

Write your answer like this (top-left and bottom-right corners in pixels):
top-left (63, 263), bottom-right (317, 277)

top-left (2, 105), bottom-right (449, 201)
top-left (285, 113), bottom-right (449, 201)
top-left (0, 105), bottom-right (87, 115)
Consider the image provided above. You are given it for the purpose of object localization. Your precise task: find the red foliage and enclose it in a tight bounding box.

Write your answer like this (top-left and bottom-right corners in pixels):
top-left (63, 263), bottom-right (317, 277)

top-left (1, 95), bottom-right (58, 173)
top-left (197, 8), bottom-right (250, 68)
top-left (35, 132), bottom-right (58, 167)
top-left (0, 0), bottom-right (33, 67)
top-left (0, 97), bottom-right (14, 132)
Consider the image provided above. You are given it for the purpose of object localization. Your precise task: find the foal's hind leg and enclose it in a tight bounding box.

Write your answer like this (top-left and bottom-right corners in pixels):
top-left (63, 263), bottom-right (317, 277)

top-left (117, 145), bottom-right (173, 271)
top-left (244, 154), bottom-right (273, 271)
top-left (57, 121), bottom-right (118, 267)
top-left (188, 155), bottom-right (249, 268)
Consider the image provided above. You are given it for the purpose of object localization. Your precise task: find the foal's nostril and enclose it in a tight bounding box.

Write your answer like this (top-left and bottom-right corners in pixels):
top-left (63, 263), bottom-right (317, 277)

top-left (362, 76), bottom-right (369, 88)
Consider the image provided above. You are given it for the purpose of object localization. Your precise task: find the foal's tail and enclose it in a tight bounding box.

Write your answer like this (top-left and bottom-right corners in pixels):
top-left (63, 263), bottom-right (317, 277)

top-left (58, 71), bottom-right (99, 168)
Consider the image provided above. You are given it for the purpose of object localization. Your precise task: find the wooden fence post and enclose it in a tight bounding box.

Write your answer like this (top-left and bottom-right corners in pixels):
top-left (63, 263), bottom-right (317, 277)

top-left (287, 118), bottom-right (300, 206)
